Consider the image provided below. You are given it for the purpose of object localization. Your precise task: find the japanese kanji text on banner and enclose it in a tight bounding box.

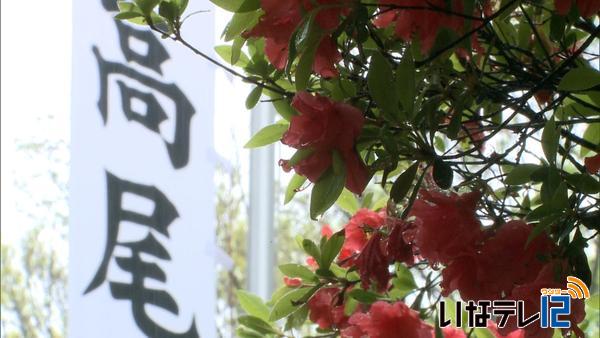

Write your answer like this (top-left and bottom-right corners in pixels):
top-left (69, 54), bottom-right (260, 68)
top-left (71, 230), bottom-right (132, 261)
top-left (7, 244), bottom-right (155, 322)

top-left (69, 1), bottom-right (216, 337)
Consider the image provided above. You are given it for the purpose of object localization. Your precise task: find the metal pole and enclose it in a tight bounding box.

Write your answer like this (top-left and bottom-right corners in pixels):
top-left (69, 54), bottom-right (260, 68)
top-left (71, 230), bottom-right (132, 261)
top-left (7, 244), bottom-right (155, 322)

top-left (247, 100), bottom-right (275, 300)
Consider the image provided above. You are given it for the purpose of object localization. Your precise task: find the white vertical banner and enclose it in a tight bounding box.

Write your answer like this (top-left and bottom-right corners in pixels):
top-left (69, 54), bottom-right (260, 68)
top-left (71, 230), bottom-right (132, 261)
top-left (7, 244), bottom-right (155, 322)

top-left (69, 1), bottom-right (216, 337)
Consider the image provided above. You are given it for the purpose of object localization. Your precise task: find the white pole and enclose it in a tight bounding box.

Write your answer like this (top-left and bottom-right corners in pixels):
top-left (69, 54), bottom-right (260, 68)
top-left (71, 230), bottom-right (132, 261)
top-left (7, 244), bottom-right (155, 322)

top-left (247, 100), bottom-right (275, 300)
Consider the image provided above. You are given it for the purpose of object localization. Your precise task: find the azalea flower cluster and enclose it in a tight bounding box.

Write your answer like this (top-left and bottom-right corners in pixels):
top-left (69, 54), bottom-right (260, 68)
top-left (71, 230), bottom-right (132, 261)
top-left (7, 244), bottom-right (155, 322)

top-left (244, 0), bottom-right (599, 82)
top-left (279, 91), bottom-right (369, 194)
top-left (374, 0), bottom-right (494, 53)
top-left (239, 0), bottom-right (598, 336)
top-left (279, 88), bottom-right (599, 199)
top-left (283, 188), bottom-right (587, 338)
top-left (243, 0), bottom-right (350, 77)
top-left (245, 0), bottom-right (496, 77)
top-left (115, 0), bottom-right (599, 337)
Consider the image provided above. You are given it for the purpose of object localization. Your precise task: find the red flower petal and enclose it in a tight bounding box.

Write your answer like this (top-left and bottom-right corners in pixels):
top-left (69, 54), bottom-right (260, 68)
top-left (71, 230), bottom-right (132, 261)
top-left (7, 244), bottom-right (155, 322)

top-left (584, 153), bottom-right (600, 174)
top-left (386, 218), bottom-right (415, 265)
top-left (308, 287), bottom-right (350, 329)
top-left (283, 92), bottom-right (369, 193)
top-left (555, 0), bottom-right (574, 15)
top-left (355, 232), bottom-right (390, 292)
top-left (321, 224), bottom-right (334, 238)
top-left (283, 276), bottom-right (302, 287)
top-left (409, 190), bottom-right (484, 264)
top-left (345, 301), bottom-right (433, 338)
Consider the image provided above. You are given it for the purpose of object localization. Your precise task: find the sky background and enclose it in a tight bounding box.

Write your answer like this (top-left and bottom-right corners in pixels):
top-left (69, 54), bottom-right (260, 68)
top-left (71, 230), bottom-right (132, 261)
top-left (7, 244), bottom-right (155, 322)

top-left (0, 1), bottom-right (260, 244)
top-left (1, 1), bottom-right (73, 242)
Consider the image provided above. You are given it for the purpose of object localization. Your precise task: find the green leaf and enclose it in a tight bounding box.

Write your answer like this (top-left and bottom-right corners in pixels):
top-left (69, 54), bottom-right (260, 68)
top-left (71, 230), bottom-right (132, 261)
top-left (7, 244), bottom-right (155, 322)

top-left (320, 231), bottom-right (345, 270)
top-left (245, 86), bottom-right (263, 109)
top-left (302, 239), bottom-right (321, 264)
top-left (115, 11), bottom-right (144, 20)
top-left (135, 0), bottom-right (161, 15)
top-left (474, 327), bottom-right (496, 338)
top-left (284, 305), bottom-right (308, 331)
top-left (394, 263), bottom-right (416, 291)
top-left (344, 297), bottom-right (359, 316)
top-left (336, 188), bottom-right (360, 214)
top-left (505, 164), bottom-right (542, 185)
top-left (223, 11), bottom-right (260, 41)
top-left (556, 100), bottom-right (600, 119)
top-left (368, 52), bottom-right (399, 121)
top-left (159, 1), bottom-right (179, 23)
top-left (558, 67), bottom-right (600, 92)
top-left (291, 15), bottom-right (316, 55)
top-left (329, 262), bottom-right (348, 279)
top-left (542, 117), bottom-right (559, 165)
top-left (526, 214), bottom-right (561, 246)
top-left (287, 12), bottom-right (324, 76)
top-left (518, 20), bottom-right (533, 49)
top-left (244, 122), bottom-right (288, 148)
top-left (565, 174), bottom-right (600, 194)
top-left (396, 51), bottom-right (415, 118)
top-left (294, 19), bottom-right (321, 91)
top-left (269, 287), bottom-right (313, 321)
top-left (236, 290), bottom-right (270, 321)
top-left (549, 14), bottom-right (566, 42)
top-left (285, 174), bottom-right (307, 204)
top-left (587, 294), bottom-right (600, 310)
top-left (580, 123), bottom-right (600, 157)
top-left (551, 182), bottom-right (569, 210)
top-left (272, 98), bottom-right (297, 121)
top-left (571, 238), bottom-right (592, 287)
top-left (214, 45), bottom-right (250, 67)
top-left (433, 158), bottom-right (453, 189)
top-left (390, 163), bottom-right (418, 202)
top-left (288, 148), bottom-right (314, 166)
top-left (327, 78), bottom-right (357, 101)
top-left (210, 0), bottom-right (260, 12)
top-left (118, 0), bottom-right (166, 24)
top-left (361, 192), bottom-right (374, 209)
top-left (493, 18), bottom-right (517, 45)
top-left (310, 154), bottom-right (346, 219)
top-left (526, 204), bottom-right (555, 221)
top-left (237, 316), bottom-right (280, 335)
top-left (541, 167), bottom-right (561, 204)
top-left (434, 315), bottom-right (444, 338)
top-left (236, 0), bottom-right (260, 12)
top-left (447, 108), bottom-right (463, 139)
top-left (116, 1), bottom-right (152, 24)
top-left (230, 36), bottom-right (245, 65)
top-left (236, 327), bottom-right (263, 338)
top-left (118, 1), bottom-right (143, 14)
top-left (174, 0), bottom-right (188, 14)
top-left (279, 264), bottom-right (317, 281)
top-left (269, 286), bottom-right (293, 306)
top-left (371, 196), bottom-right (388, 211)
top-left (348, 289), bottom-right (378, 304)
top-left (530, 166), bottom-right (549, 182)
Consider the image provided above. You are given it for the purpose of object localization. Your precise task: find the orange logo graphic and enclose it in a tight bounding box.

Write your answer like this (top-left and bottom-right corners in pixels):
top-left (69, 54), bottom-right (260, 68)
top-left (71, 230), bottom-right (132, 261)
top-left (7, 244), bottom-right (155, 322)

top-left (562, 276), bottom-right (590, 299)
